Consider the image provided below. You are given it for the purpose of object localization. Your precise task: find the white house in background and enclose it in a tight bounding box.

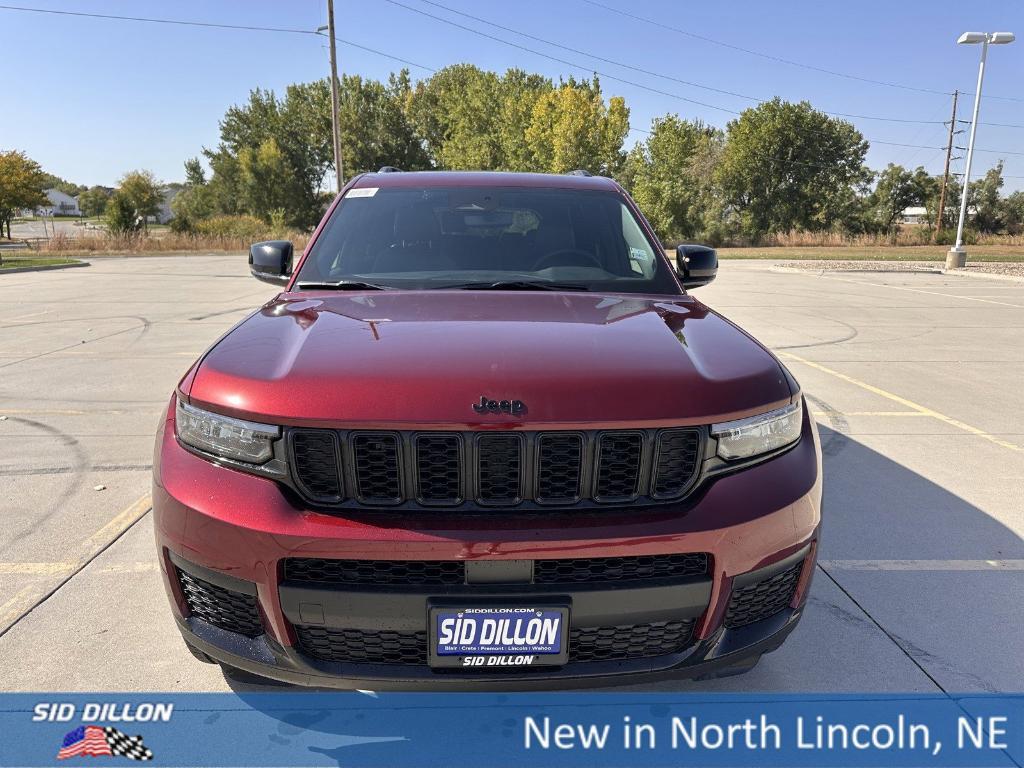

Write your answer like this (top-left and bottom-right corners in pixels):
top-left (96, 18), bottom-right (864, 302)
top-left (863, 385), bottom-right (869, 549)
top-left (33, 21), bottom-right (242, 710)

top-left (152, 187), bottom-right (180, 224)
top-left (37, 188), bottom-right (81, 217)
top-left (901, 206), bottom-right (929, 225)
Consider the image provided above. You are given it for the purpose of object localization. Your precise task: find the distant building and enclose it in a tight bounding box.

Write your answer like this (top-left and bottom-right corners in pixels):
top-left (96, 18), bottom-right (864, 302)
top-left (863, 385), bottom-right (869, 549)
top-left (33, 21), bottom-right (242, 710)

top-left (901, 206), bottom-right (929, 225)
top-left (152, 187), bottom-right (180, 224)
top-left (37, 188), bottom-right (81, 217)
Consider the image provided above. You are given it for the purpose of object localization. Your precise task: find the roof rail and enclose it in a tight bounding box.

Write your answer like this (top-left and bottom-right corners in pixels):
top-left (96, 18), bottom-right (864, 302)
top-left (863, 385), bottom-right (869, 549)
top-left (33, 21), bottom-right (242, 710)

top-left (566, 169), bottom-right (593, 177)
top-left (377, 165), bottom-right (403, 173)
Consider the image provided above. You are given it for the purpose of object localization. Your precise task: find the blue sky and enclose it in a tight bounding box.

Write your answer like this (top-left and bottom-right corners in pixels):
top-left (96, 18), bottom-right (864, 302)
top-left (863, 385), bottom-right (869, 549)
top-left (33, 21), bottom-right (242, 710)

top-left (2, 0), bottom-right (1022, 190)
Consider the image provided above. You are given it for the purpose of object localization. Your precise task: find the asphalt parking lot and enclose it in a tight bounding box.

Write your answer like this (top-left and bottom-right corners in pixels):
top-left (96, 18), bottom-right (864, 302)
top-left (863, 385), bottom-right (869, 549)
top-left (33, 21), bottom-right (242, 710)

top-left (1, 255), bottom-right (1021, 692)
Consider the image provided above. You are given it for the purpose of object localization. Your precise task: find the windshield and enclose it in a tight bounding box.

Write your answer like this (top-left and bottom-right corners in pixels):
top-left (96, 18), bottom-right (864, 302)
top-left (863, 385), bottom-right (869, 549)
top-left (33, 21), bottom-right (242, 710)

top-left (294, 185), bottom-right (680, 294)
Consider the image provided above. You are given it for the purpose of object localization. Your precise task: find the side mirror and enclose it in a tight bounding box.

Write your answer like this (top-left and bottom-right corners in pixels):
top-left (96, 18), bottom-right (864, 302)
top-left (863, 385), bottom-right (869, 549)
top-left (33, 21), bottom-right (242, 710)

top-left (249, 241), bottom-right (294, 286)
top-left (675, 244), bottom-right (717, 289)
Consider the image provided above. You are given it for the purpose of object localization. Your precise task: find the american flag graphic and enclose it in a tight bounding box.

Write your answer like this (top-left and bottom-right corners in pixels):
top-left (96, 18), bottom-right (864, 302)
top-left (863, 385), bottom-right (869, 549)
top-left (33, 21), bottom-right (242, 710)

top-left (57, 725), bottom-right (154, 761)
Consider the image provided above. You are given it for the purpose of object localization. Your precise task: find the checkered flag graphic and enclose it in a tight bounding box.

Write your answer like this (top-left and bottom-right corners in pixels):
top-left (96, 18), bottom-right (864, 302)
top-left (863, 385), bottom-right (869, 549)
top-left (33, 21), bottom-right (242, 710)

top-left (103, 727), bottom-right (154, 761)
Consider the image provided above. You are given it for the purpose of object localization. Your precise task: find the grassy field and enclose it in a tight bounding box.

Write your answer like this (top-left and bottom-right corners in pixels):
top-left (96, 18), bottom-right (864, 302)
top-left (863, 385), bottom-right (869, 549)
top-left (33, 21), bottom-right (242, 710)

top-left (716, 244), bottom-right (1024, 262)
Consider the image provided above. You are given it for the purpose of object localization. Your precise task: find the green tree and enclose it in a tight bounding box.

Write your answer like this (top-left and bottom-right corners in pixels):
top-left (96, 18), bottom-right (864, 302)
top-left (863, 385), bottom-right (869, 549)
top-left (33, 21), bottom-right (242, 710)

top-left (968, 162), bottom-right (1005, 233)
top-left (77, 185), bottom-right (111, 218)
top-left (105, 189), bottom-right (140, 234)
top-left (526, 77), bottom-right (629, 175)
top-left (870, 164), bottom-right (935, 235)
top-left (0, 150), bottom-right (49, 239)
top-left (407, 64), bottom-right (504, 170)
top-left (115, 170), bottom-right (163, 231)
top-left (622, 115), bottom-right (725, 242)
top-left (716, 98), bottom-right (871, 239)
top-left (1002, 190), bottom-right (1024, 234)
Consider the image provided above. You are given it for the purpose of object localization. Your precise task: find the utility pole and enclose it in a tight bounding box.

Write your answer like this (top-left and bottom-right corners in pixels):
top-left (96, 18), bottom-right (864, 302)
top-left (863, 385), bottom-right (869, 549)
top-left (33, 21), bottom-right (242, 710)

top-left (935, 90), bottom-right (958, 234)
top-left (326, 0), bottom-right (344, 192)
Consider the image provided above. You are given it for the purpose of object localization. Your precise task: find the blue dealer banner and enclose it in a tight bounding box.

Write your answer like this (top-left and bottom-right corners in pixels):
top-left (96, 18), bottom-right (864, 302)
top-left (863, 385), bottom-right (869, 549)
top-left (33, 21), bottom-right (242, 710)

top-left (1, 693), bottom-right (1021, 767)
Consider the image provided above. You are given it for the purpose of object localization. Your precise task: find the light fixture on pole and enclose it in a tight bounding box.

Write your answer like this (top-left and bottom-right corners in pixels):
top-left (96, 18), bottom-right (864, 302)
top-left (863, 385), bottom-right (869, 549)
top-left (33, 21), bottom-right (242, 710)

top-left (946, 31), bottom-right (1015, 270)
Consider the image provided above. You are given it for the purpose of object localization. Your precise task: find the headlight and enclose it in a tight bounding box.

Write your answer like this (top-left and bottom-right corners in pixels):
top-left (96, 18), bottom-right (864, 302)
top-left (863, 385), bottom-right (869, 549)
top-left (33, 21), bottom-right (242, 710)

top-left (175, 399), bottom-right (279, 464)
top-left (712, 400), bottom-right (803, 461)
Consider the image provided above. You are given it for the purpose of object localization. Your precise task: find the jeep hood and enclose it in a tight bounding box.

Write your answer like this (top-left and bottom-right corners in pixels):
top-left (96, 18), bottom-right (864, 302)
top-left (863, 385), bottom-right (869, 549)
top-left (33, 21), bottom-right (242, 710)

top-left (184, 291), bottom-right (792, 426)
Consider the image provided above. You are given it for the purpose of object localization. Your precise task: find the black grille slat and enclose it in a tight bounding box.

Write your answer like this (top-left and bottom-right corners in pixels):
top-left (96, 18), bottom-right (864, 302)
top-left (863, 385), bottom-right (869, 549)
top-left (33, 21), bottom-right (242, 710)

top-left (534, 553), bottom-right (709, 584)
top-left (725, 562), bottom-right (804, 628)
top-left (536, 433), bottom-right (583, 503)
top-left (287, 429), bottom-right (703, 509)
top-left (284, 558), bottom-right (466, 586)
top-left (570, 620), bottom-right (695, 661)
top-left (415, 434), bottom-right (463, 504)
top-left (291, 431), bottom-right (342, 501)
top-left (652, 429), bottom-right (701, 498)
top-left (296, 626), bottom-right (428, 665)
top-left (176, 568), bottom-right (262, 638)
top-left (477, 435), bottom-right (523, 504)
top-left (595, 433), bottom-right (643, 501)
top-left (353, 433), bottom-right (402, 503)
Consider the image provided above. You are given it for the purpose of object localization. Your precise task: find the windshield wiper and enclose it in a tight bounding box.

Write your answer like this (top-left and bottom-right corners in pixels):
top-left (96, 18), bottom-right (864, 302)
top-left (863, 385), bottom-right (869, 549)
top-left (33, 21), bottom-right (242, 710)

top-left (446, 280), bottom-right (589, 292)
top-left (295, 280), bottom-right (391, 291)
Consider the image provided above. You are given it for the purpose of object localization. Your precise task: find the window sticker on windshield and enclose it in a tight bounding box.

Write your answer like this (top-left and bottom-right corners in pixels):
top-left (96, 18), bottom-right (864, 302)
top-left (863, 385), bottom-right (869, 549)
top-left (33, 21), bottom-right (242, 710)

top-left (346, 187), bottom-right (378, 198)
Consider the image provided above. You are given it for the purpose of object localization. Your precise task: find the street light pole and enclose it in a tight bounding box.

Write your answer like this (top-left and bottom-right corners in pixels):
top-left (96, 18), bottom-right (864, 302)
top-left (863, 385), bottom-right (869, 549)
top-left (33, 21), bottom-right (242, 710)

top-left (947, 31), bottom-right (1015, 269)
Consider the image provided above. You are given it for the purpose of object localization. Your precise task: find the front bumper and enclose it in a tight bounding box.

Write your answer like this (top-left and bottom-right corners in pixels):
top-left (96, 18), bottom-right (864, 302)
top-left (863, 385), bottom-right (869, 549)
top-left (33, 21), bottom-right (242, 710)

top-left (154, 401), bottom-right (821, 689)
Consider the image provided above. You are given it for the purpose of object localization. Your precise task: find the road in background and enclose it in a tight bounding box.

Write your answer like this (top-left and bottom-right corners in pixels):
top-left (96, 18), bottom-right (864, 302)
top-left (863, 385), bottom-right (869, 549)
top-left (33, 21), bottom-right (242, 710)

top-left (0, 256), bottom-right (1021, 692)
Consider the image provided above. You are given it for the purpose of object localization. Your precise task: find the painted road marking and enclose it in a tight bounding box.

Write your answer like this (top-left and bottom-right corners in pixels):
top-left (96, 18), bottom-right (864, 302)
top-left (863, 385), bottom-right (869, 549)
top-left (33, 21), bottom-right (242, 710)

top-left (0, 495), bottom-right (152, 634)
top-left (0, 562), bottom-right (157, 575)
top-left (822, 559), bottom-right (1024, 571)
top-left (782, 351), bottom-right (1022, 452)
top-left (810, 411), bottom-right (928, 417)
top-left (820, 274), bottom-right (1024, 309)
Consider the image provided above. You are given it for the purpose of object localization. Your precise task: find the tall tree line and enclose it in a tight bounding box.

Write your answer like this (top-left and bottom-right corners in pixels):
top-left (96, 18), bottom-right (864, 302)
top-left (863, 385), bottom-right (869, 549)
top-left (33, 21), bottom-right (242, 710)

top-left (172, 64), bottom-right (1023, 242)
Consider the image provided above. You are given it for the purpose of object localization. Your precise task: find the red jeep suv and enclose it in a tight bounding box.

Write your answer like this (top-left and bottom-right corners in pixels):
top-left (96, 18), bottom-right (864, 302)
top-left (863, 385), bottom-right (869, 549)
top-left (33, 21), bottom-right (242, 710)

top-left (153, 170), bottom-right (821, 689)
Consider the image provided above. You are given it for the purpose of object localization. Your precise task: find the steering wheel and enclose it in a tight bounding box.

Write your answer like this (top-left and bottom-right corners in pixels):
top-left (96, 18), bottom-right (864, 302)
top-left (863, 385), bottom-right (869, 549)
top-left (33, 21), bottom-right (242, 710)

top-left (532, 248), bottom-right (603, 271)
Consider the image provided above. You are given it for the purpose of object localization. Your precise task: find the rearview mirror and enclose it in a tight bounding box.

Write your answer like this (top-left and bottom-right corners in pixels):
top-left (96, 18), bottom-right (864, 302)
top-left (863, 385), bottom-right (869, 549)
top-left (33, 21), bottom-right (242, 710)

top-left (249, 241), bottom-right (294, 286)
top-left (675, 244), bottom-right (717, 289)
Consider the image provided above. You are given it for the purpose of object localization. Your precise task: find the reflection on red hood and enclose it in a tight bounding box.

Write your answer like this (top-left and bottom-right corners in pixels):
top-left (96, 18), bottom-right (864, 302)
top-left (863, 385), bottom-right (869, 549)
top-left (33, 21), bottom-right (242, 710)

top-left (185, 291), bottom-right (792, 427)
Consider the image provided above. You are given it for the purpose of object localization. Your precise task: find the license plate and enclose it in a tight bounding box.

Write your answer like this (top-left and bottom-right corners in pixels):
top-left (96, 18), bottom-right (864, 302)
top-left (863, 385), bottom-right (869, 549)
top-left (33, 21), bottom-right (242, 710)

top-left (428, 605), bottom-right (569, 668)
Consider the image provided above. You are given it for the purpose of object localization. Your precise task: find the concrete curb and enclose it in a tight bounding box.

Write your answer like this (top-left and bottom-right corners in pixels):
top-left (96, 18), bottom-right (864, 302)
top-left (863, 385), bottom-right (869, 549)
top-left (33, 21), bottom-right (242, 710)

top-left (769, 264), bottom-right (1024, 283)
top-left (0, 260), bottom-right (90, 275)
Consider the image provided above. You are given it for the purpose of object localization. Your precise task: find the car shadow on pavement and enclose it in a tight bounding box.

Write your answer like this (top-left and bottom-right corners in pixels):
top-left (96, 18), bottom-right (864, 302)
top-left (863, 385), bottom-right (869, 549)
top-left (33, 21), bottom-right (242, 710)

top-left (218, 424), bottom-right (1024, 695)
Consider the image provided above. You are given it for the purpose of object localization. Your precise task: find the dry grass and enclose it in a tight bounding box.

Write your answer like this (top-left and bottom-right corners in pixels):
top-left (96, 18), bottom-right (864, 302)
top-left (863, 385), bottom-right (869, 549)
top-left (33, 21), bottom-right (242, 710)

top-left (716, 244), bottom-right (1024, 262)
top-left (20, 230), bottom-right (311, 257)
top-left (734, 229), bottom-right (1024, 248)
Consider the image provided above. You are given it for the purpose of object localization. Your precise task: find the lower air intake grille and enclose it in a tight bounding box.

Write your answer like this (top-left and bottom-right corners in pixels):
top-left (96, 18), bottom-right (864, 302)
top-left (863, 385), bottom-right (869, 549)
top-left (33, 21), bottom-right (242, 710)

top-left (569, 620), bottom-right (695, 661)
top-left (296, 626), bottom-right (428, 665)
top-left (283, 558), bottom-right (466, 587)
top-left (725, 561), bottom-right (804, 628)
top-left (534, 553), bottom-right (709, 584)
top-left (176, 568), bottom-right (262, 638)
top-left (293, 620), bottom-right (696, 665)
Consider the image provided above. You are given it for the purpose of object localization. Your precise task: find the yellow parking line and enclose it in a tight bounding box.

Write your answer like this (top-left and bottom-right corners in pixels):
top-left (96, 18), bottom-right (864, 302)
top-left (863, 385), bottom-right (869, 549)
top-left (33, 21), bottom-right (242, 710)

top-left (821, 274), bottom-right (1024, 309)
top-left (0, 587), bottom-right (39, 628)
top-left (810, 411), bottom-right (929, 417)
top-left (782, 351), bottom-right (1022, 452)
top-left (0, 562), bottom-right (156, 575)
top-left (80, 495), bottom-right (151, 554)
top-left (821, 559), bottom-right (1024, 571)
top-left (0, 495), bottom-right (152, 633)
top-left (0, 563), bottom-right (76, 575)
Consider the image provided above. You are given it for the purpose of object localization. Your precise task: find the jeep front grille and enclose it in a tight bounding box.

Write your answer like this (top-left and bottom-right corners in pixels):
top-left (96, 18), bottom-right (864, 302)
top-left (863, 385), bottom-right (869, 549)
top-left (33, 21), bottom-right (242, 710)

top-left (286, 428), bottom-right (703, 510)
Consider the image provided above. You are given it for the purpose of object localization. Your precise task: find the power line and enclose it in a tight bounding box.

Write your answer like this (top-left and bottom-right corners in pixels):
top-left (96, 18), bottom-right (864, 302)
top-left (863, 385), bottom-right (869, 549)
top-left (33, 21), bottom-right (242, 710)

top-left (579, 0), bottom-right (1024, 104)
top-left (381, 0), bottom-right (1020, 158)
top-left (0, 3), bottom-right (438, 72)
top-left (410, 0), bottom-right (946, 125)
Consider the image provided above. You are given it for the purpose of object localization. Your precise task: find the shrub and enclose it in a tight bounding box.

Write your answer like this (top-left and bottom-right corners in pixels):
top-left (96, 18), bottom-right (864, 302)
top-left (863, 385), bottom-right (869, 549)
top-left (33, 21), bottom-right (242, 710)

top-left (194, 215), bottom-right (270, 240)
